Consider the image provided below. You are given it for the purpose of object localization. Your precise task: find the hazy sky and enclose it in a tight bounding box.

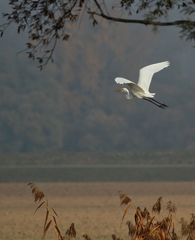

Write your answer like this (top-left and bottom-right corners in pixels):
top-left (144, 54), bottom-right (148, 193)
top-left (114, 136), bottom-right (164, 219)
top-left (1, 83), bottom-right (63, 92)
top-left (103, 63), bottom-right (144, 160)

top-left (1, 1), bottom-right (195, 154)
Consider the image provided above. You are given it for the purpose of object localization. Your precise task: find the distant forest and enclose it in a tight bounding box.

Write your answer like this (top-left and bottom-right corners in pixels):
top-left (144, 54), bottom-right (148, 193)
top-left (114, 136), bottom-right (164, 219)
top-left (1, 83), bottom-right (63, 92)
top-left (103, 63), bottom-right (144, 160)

top-left (1, 59), bottom-right (195, 154)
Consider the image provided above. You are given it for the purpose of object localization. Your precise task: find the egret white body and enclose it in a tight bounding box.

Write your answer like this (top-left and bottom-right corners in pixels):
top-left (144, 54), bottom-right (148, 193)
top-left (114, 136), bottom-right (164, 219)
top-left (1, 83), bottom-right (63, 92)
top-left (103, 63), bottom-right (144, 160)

top-left (115, 61), bottom-right (170, 109)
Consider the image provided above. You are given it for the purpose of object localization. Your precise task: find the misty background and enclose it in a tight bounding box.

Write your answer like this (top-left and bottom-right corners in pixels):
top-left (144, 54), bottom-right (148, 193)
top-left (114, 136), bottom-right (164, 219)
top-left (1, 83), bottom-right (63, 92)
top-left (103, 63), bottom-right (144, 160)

top-left (1, 0), bottom-right (195, 168)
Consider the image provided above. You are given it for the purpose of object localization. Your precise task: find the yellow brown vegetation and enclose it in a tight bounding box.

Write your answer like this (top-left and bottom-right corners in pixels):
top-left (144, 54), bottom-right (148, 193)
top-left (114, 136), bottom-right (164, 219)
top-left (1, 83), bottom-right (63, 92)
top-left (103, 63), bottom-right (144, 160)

top-left (28, 183), bottom-right (195, 240)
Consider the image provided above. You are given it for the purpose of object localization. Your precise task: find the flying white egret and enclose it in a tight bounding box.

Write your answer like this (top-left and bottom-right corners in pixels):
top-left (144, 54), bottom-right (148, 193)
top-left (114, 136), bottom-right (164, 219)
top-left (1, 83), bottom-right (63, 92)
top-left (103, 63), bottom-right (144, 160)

top-left (115, 61), bottom-right (170, 109)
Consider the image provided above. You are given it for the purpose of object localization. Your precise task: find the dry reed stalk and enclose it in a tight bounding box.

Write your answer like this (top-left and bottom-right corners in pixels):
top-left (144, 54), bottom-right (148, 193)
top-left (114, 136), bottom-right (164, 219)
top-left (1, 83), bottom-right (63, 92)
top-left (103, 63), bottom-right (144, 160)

top-left (152, 196), bottom-right (162, 214)
top-left (27, 182), bottom-right (66, 240)
top-left (65, 223), bottom-right (76, 240)
top-left (28, 182), bottom-right (45, 202)
top-left (166, 201), bottom-right (177, 214)
top-left (126, 221), bottom-right (136, 237)
top-left (119, 191), bottom-right (132, 227)
top-left (83, 234), bottom-right (92, 240)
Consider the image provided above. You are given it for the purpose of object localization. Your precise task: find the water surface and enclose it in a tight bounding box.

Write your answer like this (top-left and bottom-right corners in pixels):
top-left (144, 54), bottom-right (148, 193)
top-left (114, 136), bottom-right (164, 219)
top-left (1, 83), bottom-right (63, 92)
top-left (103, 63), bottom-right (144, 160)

top-left (0, 164), bottom-right (195, 182)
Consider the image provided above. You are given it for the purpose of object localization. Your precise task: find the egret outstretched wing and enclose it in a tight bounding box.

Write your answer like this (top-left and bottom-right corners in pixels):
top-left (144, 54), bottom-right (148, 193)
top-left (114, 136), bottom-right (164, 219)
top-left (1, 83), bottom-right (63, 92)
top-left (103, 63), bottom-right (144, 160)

top-left (137, 61), bottom-right (170, 92)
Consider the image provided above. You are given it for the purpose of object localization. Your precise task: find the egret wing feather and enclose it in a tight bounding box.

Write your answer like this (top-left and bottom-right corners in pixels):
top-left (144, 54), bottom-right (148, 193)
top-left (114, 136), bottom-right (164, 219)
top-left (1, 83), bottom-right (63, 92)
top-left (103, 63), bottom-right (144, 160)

top-left (137, 61), bottom-right (170, 92)
top-left (115, 77), bottom-right (135, 85)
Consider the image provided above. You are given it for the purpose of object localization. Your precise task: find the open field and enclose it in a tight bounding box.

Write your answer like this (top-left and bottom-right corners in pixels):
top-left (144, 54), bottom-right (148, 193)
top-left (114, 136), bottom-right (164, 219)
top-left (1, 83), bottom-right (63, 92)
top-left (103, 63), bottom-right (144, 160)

top-left (1, 182), bottom-right (195, 240)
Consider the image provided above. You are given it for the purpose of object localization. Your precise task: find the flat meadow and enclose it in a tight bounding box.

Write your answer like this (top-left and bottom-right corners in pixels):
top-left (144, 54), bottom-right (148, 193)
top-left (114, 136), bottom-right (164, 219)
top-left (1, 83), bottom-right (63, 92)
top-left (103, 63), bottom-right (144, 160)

top-left (1, 182), bottom-right (195, 240)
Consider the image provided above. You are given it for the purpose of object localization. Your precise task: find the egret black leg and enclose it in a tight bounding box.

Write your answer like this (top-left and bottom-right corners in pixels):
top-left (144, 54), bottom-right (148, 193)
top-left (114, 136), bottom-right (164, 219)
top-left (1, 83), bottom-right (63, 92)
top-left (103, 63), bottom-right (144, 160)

top-left (150, 98), bottom-right (168, 108)
top-left (143, 97), bottom-right (167, 109)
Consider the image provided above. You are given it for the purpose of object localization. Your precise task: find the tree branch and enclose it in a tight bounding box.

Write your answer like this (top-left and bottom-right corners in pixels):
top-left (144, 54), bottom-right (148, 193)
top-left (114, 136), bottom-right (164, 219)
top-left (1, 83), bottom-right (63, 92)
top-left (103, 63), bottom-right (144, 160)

top-left (88, 11), bottom-right (195, 27)
top-left (93, 0), bottom-right (104, 15)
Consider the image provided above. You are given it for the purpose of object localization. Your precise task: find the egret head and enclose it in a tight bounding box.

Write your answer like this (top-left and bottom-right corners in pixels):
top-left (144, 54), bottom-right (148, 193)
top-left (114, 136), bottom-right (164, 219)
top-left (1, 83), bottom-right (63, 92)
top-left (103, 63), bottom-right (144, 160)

top-left (121, 88), bottom-right (129, 94)
top-left (121, 88), bottom-right (132, 100)
top-left (114, 86), bottom-right (132, 100)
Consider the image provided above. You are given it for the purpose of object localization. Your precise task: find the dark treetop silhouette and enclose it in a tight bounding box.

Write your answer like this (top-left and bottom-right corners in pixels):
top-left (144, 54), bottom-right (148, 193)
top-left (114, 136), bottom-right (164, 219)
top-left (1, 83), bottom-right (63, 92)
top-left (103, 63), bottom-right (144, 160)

top-left (1, 0), bottom-right (195, 69)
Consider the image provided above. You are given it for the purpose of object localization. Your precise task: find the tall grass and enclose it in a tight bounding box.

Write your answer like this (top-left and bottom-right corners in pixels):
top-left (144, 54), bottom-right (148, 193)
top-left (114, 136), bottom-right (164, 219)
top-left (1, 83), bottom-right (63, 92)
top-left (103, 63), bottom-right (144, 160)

top-left (28, 183), bottom-right (195, 240)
